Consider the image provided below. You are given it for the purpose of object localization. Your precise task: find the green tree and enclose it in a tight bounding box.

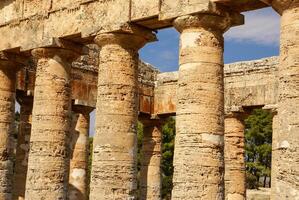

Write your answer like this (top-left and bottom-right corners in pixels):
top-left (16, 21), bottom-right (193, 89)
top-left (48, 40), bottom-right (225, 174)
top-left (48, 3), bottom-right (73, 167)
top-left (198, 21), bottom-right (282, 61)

top-left (161, 117), bottom-right (175, 199)
top-left (245, 109), bottom-right (272, 188)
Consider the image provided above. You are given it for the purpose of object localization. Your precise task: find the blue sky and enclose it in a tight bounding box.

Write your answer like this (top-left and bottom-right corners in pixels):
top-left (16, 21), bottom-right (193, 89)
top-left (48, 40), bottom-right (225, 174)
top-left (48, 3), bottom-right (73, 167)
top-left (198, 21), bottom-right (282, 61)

top-left (140, 7), bottom-right (280, 72)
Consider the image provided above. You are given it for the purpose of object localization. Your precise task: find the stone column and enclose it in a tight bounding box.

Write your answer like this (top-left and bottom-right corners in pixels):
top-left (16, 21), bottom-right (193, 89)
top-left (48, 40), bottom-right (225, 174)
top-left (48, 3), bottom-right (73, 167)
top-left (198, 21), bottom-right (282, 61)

top-left (261, 1), bottom-right (299, 198)
top-left (224, 112), bottom-right (246, 200)
top-left (172, 13), bottom-right (243, 199)
top-left (263, 104), bottom-right (278, 199)
top-left (68, 105), bottom-right (93, 200)
top-left (139, 120), bottom-right (162, 200)
top-left (12, 95), bottom-right (33, 200)
top-left (25, 46), bottom-right (81, 199)
top-left (0, 55), bottom-right (20, 200)
top-left (90, 27), bottom-right (156, 199)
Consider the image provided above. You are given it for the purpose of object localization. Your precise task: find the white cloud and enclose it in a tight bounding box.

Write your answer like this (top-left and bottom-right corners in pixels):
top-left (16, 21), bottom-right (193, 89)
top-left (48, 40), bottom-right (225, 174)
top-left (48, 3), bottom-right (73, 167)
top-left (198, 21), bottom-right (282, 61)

top-left (225, 8), bottom-right (280, 46)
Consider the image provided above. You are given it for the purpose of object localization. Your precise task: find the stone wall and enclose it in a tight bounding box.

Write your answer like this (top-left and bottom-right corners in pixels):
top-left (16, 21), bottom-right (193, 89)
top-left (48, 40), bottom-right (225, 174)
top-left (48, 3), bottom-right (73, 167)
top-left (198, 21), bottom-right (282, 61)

top-left (154, 57), bottom-right (279, 115)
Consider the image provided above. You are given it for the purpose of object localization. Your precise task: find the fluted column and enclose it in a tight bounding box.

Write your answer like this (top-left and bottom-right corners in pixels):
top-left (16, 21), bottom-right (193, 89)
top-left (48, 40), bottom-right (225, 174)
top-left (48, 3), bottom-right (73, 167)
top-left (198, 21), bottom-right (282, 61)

top-left (139, 120), bottom-right (162, 200)
top-left (224, 112), bottom-right (246, 200)
top-left (68, 105), bottom-right (93, 200)
top-left (0, 55), bottom-right (20, 200)
top-left (12, 95), bottom-right (33, 200)
top-left (172, 12), bottom-right (243, 199)
top-left (90, 27), bottom-right (156, 199)
top-left (25, 47), bottom-right (81, 199)
top-left (261, 1), bottom-right (299, 198)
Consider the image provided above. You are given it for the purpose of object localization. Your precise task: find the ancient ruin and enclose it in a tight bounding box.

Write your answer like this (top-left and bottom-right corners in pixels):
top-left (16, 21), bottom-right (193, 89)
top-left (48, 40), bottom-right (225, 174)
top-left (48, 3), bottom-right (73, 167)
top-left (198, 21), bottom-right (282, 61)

top-left (0, 0), bottom-right (298, 199)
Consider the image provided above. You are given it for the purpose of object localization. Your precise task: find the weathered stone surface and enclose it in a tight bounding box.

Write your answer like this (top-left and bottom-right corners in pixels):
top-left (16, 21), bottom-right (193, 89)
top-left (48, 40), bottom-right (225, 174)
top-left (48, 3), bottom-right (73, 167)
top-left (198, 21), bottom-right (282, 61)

top-left (171, 12), bottom-right (242, 199)
top-left (25, 48), bottom-right (79, 199)
top-left (68, 106), bottom-right (92, 200)
top-left (160, 0), bottom-right (211, 20)
top-left (12, 95), bottom-right (33, 200)
top-left (271, 2), bottom-right (299, 199)
top-left (139, 120), bottom-right (162, 200)
top-left (90, 29), bottom-right (156, 199)
top-left (225, 57), bottom-right (278, 109)
top-left (154, 72), bottom-right (178, 115)
top-left (224, 113), bottom-right (246, 200)
top-left (154, 57), bottom-right (279, 116)
top-left (0, 0), bottom-right (261, 51)
top-left (0, 60), bottom-right (17, 200)
top-left (246, 188), bottom-right (270, 200)
top-left (131, 0), bottom-right (160, 21)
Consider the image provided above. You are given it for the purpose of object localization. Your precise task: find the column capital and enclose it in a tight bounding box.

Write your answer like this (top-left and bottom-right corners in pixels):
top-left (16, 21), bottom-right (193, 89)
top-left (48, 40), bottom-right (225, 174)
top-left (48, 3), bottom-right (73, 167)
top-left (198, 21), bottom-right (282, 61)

top-left (72, 104), bottom-right (94, 115)
top-left (263, 104), bottom-right (278, 115)
top-left (173, 11), bottom-right (244, 33)
top-left (0, 51), bottom-right (29, 70)
top-left (31, 39), bottom-right (85, 61)
top-left (94, 24), bottom-right (157, 50)
top-left (16, 92), bottom-right (33, 107)
top-left (261, 0), bottom-right (299, 15)
top-left (225, 106), bottom-right (246, 120)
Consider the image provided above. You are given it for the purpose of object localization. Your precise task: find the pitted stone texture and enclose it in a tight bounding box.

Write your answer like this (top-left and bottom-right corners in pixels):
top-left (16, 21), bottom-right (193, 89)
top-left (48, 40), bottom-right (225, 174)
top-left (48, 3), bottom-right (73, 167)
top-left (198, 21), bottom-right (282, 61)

top-left (273, 4), bottom-right (299, 199)
top-left (25, 48), bottom-right (76, 200)
top-left (90, 31), bottom-right (155, 199)
top-left (171, 13), bottom-right (240, 199)
top-left (224, 114), bottom-right (246, 200)
top-left (225, 57), bottom-right (279, 109)
top-left (0, 64), bottom-right (17, 200)
top-left (68, 107), bottom-right (91, 200)
top-left (139, 121), bottom-right (162, 200)
top-left (12, 96), bottom-right (33, 200)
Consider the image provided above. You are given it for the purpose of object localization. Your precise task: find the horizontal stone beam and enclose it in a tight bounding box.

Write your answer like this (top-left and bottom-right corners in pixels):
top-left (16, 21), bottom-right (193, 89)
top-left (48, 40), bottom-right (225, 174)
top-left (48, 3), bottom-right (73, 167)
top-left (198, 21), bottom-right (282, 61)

top-left (154, 57), bottom-right (279, 116)
top-left (0, 0), bottom-right (262, 52)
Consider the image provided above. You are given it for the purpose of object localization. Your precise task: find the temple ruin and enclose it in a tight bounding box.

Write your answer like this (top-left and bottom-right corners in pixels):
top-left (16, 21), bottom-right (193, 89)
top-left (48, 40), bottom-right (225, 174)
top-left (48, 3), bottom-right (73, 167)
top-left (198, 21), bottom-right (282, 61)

top-left (0, 0), bottom-right (298, 199)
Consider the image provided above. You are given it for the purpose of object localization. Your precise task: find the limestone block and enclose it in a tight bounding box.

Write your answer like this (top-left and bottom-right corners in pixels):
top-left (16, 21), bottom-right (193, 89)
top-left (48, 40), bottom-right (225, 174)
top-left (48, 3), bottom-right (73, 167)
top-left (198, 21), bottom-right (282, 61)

top-left (50, 0), bottom-right (82, 11)
top-left (22, 0), bottom-right (51, 18)
top-left (159, 0), bottom-right (211, 20)
top-left (43, 8), bottom-right (84, 44)
top-left (0, 0), bottom-right (21, 25)
top-left (131, 0), bottom-right (160, 21)
top-left (81, 0), bottom-right (130, 37)
top-left (154, 72), bottom-right (178, 115)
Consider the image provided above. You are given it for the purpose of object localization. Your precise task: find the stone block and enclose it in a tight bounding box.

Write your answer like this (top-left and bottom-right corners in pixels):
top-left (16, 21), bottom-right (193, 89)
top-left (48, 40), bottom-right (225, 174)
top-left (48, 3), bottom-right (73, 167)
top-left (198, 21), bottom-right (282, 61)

top-left (0, 0), bottom-right (21, 25)
top-left (131, 0), bottom-right (160, 21)
top-left (81, 0), bottom-right (130, 37)
top-left (22, 0), bottom-right (51, 18)
top-left (159, 0), bottom-right (211, 20)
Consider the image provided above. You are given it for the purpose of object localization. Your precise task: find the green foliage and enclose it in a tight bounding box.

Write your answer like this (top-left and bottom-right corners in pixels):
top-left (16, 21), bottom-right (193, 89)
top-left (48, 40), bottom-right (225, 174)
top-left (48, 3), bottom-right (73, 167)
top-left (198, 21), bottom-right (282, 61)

top-left (161, 117), bottom-right (175, 199)
top-left (137, 121), bottom-right (144, 172)
top-left (245, 109), bottom-right (272, 188)
top-left (87, 137), bottom-right (93, 198)
top-left (136, 117), bottom-right (175, 199)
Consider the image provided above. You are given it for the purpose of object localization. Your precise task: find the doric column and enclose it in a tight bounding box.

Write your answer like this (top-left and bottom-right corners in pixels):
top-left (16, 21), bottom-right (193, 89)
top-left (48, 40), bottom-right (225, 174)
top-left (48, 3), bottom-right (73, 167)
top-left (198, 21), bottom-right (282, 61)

top-left (0, 60), bottom-right (16, 200)
top-left (90, 26), bottom-right (156, 199)
top-left (12, 95), bottom-right (33, 200)
top-left (261, 1), bottom-right (299, 198)
top-left (139, 119), bottom-right (163, 200)
top-left (25, 45), bottom-right (81, 199)
top-left (224, 111), bottom-right (246, 200)
top-left (172, 12), bottom-right (243, 199)
top-left (0, 52), bottom-right (24, 200)
top-left (68, 105), bottom-right (93, 200)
